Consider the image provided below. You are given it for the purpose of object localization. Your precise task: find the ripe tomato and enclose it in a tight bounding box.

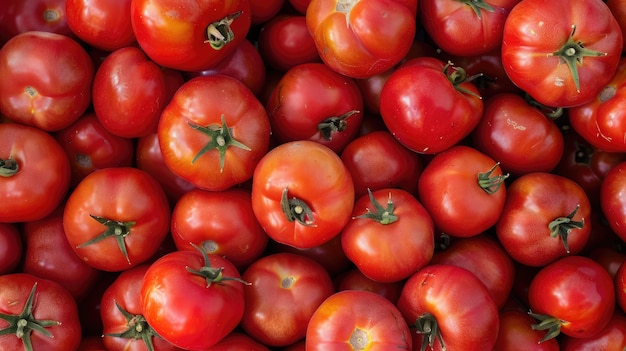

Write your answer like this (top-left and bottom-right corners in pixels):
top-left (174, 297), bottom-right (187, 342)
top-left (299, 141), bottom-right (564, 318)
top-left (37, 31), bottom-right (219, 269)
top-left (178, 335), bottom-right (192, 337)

top-left (608, 0), bottom-right (626, 52)
top-left (0, 223), bottom-right (21, 275)
top-left (501, 0), bottom-right (623, 107)
top-left (249, 0), bottom-right (284, 25)
top-left (306, 290), bottom-right (412, 350)
top-left (305, 0), bottom-right (417, 78)
top-left (0, 0), bottom-right (75, 44)
top-left (494, 309), bottom-right (560, 351)
top-left (258, 15), bottom-right (320, 72)
top-left (559, 311), bottom-right (626, 351)
top-left (251, 140), bottom-right (355, 249)
top-left (334, 268), bottom-right (404, 304)
top-left (615, 262), bottom-right (626, 313)
top-left (205, 332), bottom-right (271, 351)
top-left (158, 75), bottom-right (271, 191)
top-left (601, 161), bottom-right (626, 242)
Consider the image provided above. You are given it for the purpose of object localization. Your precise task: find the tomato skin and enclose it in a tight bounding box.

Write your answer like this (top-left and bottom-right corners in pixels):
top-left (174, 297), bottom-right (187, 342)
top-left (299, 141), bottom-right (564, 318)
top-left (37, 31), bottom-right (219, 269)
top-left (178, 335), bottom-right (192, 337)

top-left (250, 0), bottom-right (284, 25)
top-left (258, 15), bottom-right (320, 72)
top-left (494, 309), bottom-right (560, 351)
top-left (306, 290), bottom-right (412, 351)
top-left (205, 332), bottom-right (271, 351)
top-left (560, 311), bottom-right (626, 351)
top-left (130, 0), bottom-right (251, 71)
top-left (501, 0), bottom-right (623, 108)
top-left (251, 140), bottom-right (355, 249)
top-left (0, 223), bottom-right (22, 275)
top-left (334, 268), bottom-right (403, 304)
top-left (608, 0), bottom-right (626, 52)
top-left (0, 123), bottom-right (71, 223)
top-left (615, 262), bottom-right (626, 313)
top-left (601, 161), bottom-right (626, 243)
top-left (0, 31), bottom-right (94, 131)
top-left (0, 0), bottom-right (75, 44)
top-left (306, 0), bottom-right (417, 78)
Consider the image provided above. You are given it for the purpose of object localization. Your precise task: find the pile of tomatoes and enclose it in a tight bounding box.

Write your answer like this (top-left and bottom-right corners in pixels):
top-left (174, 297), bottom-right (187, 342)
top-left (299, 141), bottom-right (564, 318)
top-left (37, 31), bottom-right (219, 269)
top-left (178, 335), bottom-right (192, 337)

top-left (3, 0), bottom-right (626, 350)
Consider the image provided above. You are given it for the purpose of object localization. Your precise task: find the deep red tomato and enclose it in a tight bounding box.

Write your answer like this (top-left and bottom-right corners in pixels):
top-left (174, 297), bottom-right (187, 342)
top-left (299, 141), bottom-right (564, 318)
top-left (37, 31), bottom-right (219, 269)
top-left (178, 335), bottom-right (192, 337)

top-left (251, 140), bottom-right (355, 249)
top-left (266, 62), bottom-right (364, 153)
top-left (560, 311), bottom-right (626, 351)
top-left (588, 246), bottom-right (626, 279)
top-left (528, 255), bottom-right (615, 340)
top-left (289, 0), bottom-right (311, 14)
top-left (0, 273), bottom-right (81, 351)
top-left (77, 336), bottom-right (107, 351)
top-left (65, 0), bottom-right (136, 51)
top-left (0, 0), bottom-right (75, 44)
top-left (396, 264), bottom-right (500, 351)
top-left (615, 261), bottom-right (626, 313)
top-left (334, 268), bottom-right (404, 304)
top-left (306, 290), bottom-right (412, 350)
top-left (305, 0), bottom-right (417, 78)
top-left (0, 31), bottom-right (94, 131)
top-left (494, 309), bottom-right (560, 351)
top-left (608, 0), bottom-right (626, 52)
top-left (380, 57), bottom-right (483, 154)
top-left (249, 0), bottom-right (284, 25)
top-left (141, 249), bottom-right (247, 350)
top-left (258, 15), bottom-right (320, 72)
top-left (158, 75), bottom-right (271, 191)
top-left (63, 167), bottom-right (171, 272)
top-left (501, 0), bottom-right (623, 108)
top-left (130, 0), bottom-right (251, 71)
top-left (0, 223), bottom-right (21, 275)
top-left (601, 161), bottom-right (626, 243)
top-left (0, 123), bottom-right (71, 223)
top-left (205, 332), bottom-right (271, 351)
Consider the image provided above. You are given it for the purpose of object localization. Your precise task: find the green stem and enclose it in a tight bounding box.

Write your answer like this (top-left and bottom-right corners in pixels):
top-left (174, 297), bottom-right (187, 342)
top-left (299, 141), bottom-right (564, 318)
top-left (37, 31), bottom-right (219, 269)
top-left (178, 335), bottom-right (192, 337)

top-left (477, 162), bottom-right (509, 194)
top-left (105, 301), bottom-right (160, 351)
top-left (0, 158), bottom-right (18, 177)
top-left (280, 187), bottom-right (315, 226)
top-left (548, 205), bottom-right (584, 253)
top-left (204, 11), bottom-right (242, 50)
top-left (185, 243), bottom-right (250, 287)
top-left (459, 0), bottom-right (494, 18)
top-left (357, 189), bottom-right (398, 224)
top-left (77, 215), bottom-right (136, 265)
top-left (317, 110), bottom-right (360, 141)
top-left (529, 310), bottom-right (565, 343)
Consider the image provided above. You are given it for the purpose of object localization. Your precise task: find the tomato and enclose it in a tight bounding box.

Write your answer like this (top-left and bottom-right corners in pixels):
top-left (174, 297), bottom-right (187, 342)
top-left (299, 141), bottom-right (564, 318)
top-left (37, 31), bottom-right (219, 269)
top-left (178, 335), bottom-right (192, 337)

top-left (266, 62), bottom-right (364, 153)
top-left (588, 246), bottom-right (626, 279)
top-left (608, 0), bottom-right (626, 52)
top-left (0, 273), bottom-right (81, 351)
top-left (601, 161), bottom-right (626, 243)
top-left (418, 145), bottom-right (508, 238)
top-left (141, 248), bottom-right (247, 350)
top-left (258, 15), bottom-right (320, 72)
top-left (251, 140), bottom-right (355, 249)
top-left (528, 255), bottom-right (615, 340)
top-left (501, 0), bottom-right (623, 108)
top-left (420, 0), bottom-right (520, 56)
top-left (396, 264), bottom-right (500, 351)
top-left (158, 75), bottom-right (271, 191)
top-left (0, 31), bottom-right (94, 131)
top-left (305, 0), bottom-right (417, 78)
top-left (205, 332), bottom-right (271, 351)
top-left (0, 0), bottom-right (75, 44)
top-left (130, 0), bottom-right (251, 71)
top-left (65, 0), bottom-right (136, 51)
top-left (171, 188), bottom-right (269, 270)
top-left (250, 0), bottom-right (285, 25)
top-left (334, 268), bottom-right (404, 304)
top-left (341, 188), bottom-right (435, 283)
top-left (380, 57), bottom-right (483, 154)
top-left (496, 172), bottom-right (591, 267)
top-left (560, 311), bottom-right (626, 351)
top-left (78, 336), bottom-right (107, 351)
top-left (494, 309), bottom-right (560, 351)
top-left (306, 290), bottom-right (412, 350)
top-left (289, 0), bottom-right (312, 14)
top-left (0, 223), bottom-right (22, 275)
top-left (0, 123), bottom-right (71, 223)
top-left (616, 261), bottom-right (626, 313)
top-left (63, 167), bottom-right (171, 272)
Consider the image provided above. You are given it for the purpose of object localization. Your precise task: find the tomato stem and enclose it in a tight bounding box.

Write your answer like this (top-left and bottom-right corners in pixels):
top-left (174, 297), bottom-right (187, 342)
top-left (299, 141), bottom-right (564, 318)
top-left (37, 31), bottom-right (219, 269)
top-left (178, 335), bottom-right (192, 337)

top-left (477, 162), bottom-right (509, 194)
top-left (185, 242), bottom-right (250, 288)
top-left (443, 61), bottom-right (482, 99)
top-left (204, 11), bottom-right (242, 50)
top-left (0, 158), bottom-right (18, 177)
top-left (105, 301), bottom-right (160, 351)
top-left (349, 327), bottom-right (369, 350)
top-left (317, 110), bottom-right (360, 141)
top-left (524, 93), bottom-right (563, 119)
top-left (528, 310), bottom-right (565, 343)
top-left (77, 215), bottom-right (136, 265)
top-left (281, 188), bottom-right (315, 226)
top-left (415, 313), bottom-right (446, 351)
top-left (461, 0), bottom-right (495, 19)
top-left (548, 205), bottom-right (584, 253)
top-left (357, 189), bottom-right (398, 224)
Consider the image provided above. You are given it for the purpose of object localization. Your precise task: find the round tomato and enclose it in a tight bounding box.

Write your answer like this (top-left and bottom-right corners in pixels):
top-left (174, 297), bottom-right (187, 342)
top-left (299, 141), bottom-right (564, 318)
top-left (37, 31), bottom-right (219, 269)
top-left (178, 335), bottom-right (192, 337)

top-left (0, 0), bottom-right (75, 44)
top-left (205, 332), bottom-right (271, 351)
top-left (0, 223), bottom-right (21, 275)
top-left (494, 309), bottom-right (560, 351)
top-left (559, 311), bottom-right (626, 351)
top-left (601, 161), bottom-right (626, 243)
top-left (249, 0), bottom-right (284, 25)
top-left (334, 268), bottom-right (404, 304)
top-left (258, 15), bottom-right (320, 72)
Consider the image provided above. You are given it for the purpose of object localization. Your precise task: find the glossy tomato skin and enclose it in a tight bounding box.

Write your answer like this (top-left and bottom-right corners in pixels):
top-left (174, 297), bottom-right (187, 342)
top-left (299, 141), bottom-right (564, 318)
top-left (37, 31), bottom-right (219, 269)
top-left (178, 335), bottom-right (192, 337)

top-left (0, 223), bottom-right (22, 275)
top-left (141, 251), bottom-right (246, 350)
top-left (158, 75), bottom-right (271, 191)
top-left (250, 0), bottom-right (284, 25)
top-left (559, 311), bottom-right (626, 351)
top-left (615, 262), bottom-right (626, 313)
top-left (0, 123), bottom-right (71, 223)
top-left (601, 161), bottom-right (626, 242)
top-left (306, 290), bottom-right (412, 351)
top-left (306, 0), bottom-right (417, 78)
top-left (380, 57), bottom-right (483, 154)
top-left (0, 31), bottom-right (94, 131)
top-left (528, 255), bottom-right (616, 339)
top-left (494, 309), bottom-right (560, 351)
top-left (130, 0), bottom-right (251, 71)
top-left (258, 15), bottom-right (320, 72)
top-left (63, 167), bottom-right (171, 272)
top-left (501, 0), bottom-right (623, 108)
top-left (0, 0), bottom-right (75, 44)
top-left (608, 0), bottom-right (626, 52)
top-left (251, 140), bottom-right (355, 249)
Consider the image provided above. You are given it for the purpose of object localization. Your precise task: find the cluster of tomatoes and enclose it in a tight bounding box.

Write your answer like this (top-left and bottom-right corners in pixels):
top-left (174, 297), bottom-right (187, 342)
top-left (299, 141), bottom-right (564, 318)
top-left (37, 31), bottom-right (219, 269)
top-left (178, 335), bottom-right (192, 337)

top-left (3, 0), bottom-right (626, 350)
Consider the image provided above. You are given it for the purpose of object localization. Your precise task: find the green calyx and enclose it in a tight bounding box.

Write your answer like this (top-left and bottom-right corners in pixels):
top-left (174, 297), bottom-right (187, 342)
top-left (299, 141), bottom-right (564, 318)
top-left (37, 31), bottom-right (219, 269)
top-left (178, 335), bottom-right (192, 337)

top-left (187, 114), bottom-right (251, 172)
top-left (204, 11), bottom-right (242, 50)
top-left (185, 243), bottom-right (250, 288)
top-left (317, 110), bottom-right (360, 141)
top-left (77, 215), bottom-right (136, 265)
top-left (357, 189), bottom-right (398, 225)
top-left (415, 313), bottom-right (446, 351)
top-left (281, 187), bottom-right (315, 226)
top-left (105, 301), bottom-right (160, 351)
top-left (548, 205), bottom-right (584, 253)
top-left (443, 61), bottom-right (482, 99)
top-left (529, 310), bottom-right (565, 343)
top-left (477, 162), bottom-right (509, 194)
top-left (0, 158), bottom-right (18, 177)
top-left (0, 283), bottom-right (60, 351)
top-left (460, 0), bottom-right (494, 18)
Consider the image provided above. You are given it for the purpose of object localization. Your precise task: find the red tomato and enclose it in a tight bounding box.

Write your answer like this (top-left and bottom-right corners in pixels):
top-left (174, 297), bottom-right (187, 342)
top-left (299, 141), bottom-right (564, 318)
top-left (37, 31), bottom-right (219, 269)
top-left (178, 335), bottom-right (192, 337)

top-left (608, 0), bottom-right (626, 52)
top-left (0, 223), bottom-right (22, 275)
top-left (380, 57), bottom-right (483, 154)
top-left (560, 311), bottom-right (626, 351)
top-left (306, 290), bottom-right (412, 350)
top-left (0, 123), bottom-right (71, 223)
top-left (305, 0), bottom-right (417, 78)
top-left (78, 336), bottom-right (107, 351)
top-left (528, 255), bottom-right (615, 340)
top-left (0, 0), bottom-right (75, 44)
top-left (0, 31), bottom-right (94, 131)
top-left (251, 140), bottom-right (355, 249)
top-left (130, 0), bottom-right (251, 71)
top-left (0, 273), bottom-right (82, 351)
top-left (289, 0), bottom-right (311, 14)
top-left (205, 332), bottom-right (271, 351)
top-left (601, 161), bottom-right (626, 243)
top-left (494, 309), bottom-right (560, 351)
top-left (616, 262), bottom-right (626, 313)
top-left (501, 0), bottom-right (623, 107)
top-left (249, 0), bottom-right (285, 25)
top-left (258, 15), bottom-right (320, 72)
top-left (63, 167), bottom-right (171, 272)
top-left (334, 268), bottom-right (403, 304)
top-left (158, 75), bottom-right (271, 191)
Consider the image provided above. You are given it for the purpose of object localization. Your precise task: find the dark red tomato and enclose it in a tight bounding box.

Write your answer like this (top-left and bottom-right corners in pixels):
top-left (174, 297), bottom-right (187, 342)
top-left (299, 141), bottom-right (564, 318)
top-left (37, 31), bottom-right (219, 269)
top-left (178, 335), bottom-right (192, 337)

top-left (0, 123), bottom-right (71, 223)
top-left (396, 264), bottom-right (500, 351)
top-left (63, 167), bottom-right (171, 272)
top-left (380, 57), bottom-right (483, 154)
top-left (615, 262), bottom-right (626, 313)
top-left (131, 0), bottom-right (251, 71)
top-left (205, 332), bottom-right (271, 351)
top-left (0, 223), bottom-right (21, 275)
top-left (266, 63), bottom-right (364, 153)
top-left (588, 246), bottom-right (626, 279)
top-left (65, 0), bottom-right (135, 51)
top-left (251, 140), bottom-right (355, 249)
top-left (288, 0), bottom-right (311, 14)
top-left (171, 188), bottom-right (268, 270)
top-left (496, 172), bottom-right (591, 267)
top-left (334, 268), bottom-right (403, 304)
top-left (608, 0), bottom-right (626, 52)
top-left (601, 161), bottom-right (626, 242)
top-left (418, 145), bottom-right (507, 237)
top-left (0, 0), bottom-right (75, 44)
top-left (54, 112), bottom-right (135, 188)
top-left (0, 273), bottom-right (81, 351)
top-left (340, 130), bottom-right (422, 198)
top-left (306, 290), bottom-right (412, 350)
top-left (471, 93), bottom-right (564, 176)
top-left (250, 0), bottom-right (284, 25)
top-left (22, 207), bottom-right (102, 301)
top-left (494, 309), bottom-right (560, 351)
top-left (0, 31), bottom-right (94, 131)
top-left (258, 15), bottom-right (320, 72)
top-left (77, 272), bottom-right (120, 338)
top-left (77, 336), bottom-right (107, 351)
top-left (158, 75), bottom-right (271, 191)
top-left (560, 311), bottom-right (626, 351)
top-left (528, 255), bottom-right (615, 340)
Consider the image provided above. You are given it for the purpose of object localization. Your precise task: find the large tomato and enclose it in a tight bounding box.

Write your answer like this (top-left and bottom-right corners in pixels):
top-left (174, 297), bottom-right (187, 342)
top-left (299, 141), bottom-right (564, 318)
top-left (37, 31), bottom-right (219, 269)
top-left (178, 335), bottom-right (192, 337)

top-left (494, 309), bottom-right (560, 350)
top-left (559, 311), bottom-right (626, 351)
top-left (0, 223), bottom-right (21, 275)
top-left (501, 0), bottom-right (623, 108)
top-left (600, 161), bottom-right (626, 242)
top-left (0, 0), bottom-right (75, 44)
